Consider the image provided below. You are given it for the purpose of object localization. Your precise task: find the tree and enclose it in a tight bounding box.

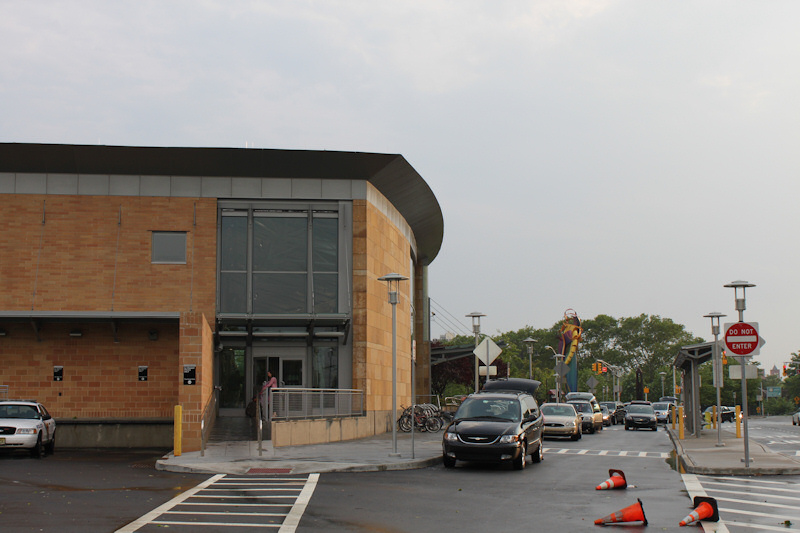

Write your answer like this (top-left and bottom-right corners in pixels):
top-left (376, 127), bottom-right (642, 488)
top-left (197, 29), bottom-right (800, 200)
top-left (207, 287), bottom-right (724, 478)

top-left (580, 314), bottom-right (701, 400)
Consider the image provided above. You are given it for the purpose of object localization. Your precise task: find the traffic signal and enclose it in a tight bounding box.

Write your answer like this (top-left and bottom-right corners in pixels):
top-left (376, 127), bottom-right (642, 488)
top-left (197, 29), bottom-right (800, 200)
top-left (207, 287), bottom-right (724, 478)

top-left (591, 362), bottom-right (598, 373)
top-left (784, 365), bottom-right (788, 377)
top-left (722, 351), bottom-right (727, 365)
top-left (602, 366), bottom-right (608, 373)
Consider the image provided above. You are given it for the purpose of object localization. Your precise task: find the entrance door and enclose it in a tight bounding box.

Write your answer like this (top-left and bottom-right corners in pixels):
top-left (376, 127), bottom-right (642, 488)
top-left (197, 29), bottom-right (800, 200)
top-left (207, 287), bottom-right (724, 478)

top-left (252, 346), bottom-right (306, 390)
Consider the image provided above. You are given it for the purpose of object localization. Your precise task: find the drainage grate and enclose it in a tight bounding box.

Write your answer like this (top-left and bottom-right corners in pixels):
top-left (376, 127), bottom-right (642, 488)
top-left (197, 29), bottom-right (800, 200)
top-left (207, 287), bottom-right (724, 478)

top-left (246, 468), bottom-right (292, 474)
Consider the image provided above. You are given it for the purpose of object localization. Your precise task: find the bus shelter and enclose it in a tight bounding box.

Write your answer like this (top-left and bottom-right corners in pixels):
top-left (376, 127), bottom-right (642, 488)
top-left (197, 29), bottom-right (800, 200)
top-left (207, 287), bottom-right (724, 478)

top-left (673, 341), bottom-right (715, 437)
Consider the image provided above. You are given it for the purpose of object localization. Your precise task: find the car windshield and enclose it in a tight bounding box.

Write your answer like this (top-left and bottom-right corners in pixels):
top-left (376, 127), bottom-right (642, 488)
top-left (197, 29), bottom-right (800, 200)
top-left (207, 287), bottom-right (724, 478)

top-left (627, 405), bottom-right (654, 415)
top-left (652, 403), bottom-right (669, 410)
top-left (0, 404), bottom-right (39, 419)
top-left (455, 398), bottom-right (520, 421)
top-left (542, 405), bottom-right (576, 417)
top-left (570, 402), bottom-right (592, 414)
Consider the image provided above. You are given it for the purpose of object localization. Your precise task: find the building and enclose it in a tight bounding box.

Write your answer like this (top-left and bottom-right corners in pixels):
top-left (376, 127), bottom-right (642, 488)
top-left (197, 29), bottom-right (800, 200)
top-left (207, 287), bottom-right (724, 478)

top-left (0, 143), bottom-right (443, 451)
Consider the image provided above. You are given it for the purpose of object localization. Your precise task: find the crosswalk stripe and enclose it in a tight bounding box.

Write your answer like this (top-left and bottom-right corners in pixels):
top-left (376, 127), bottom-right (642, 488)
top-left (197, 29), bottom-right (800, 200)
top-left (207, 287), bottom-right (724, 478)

top-left (115, 474), bottom-right (316, 532)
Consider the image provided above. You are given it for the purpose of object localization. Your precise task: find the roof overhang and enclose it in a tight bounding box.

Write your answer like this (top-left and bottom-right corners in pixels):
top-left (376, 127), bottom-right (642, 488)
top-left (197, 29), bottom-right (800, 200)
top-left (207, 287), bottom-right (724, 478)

top-left (0, 143), bottom-right (444, 265)
top-left (673, 341), bottom-right (715, 371)
top-left (0, 311), bottom-right (180, 343)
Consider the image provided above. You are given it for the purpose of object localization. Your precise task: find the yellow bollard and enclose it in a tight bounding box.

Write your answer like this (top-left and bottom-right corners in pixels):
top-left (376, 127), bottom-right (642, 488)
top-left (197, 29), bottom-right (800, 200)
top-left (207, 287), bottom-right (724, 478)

top-left (174, 405), bottom-right (182, 457)
top-left (735, 405), bottom-right (741, 438)
top-left (678, 405), bottom-right (684, 439)
top-left (671, 405), bottom-right (676, 430)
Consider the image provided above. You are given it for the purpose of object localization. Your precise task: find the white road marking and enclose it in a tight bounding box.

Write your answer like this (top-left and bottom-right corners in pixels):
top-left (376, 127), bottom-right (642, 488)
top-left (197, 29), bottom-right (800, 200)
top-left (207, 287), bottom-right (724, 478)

top-left (115, 473), bottom-right (318, 532)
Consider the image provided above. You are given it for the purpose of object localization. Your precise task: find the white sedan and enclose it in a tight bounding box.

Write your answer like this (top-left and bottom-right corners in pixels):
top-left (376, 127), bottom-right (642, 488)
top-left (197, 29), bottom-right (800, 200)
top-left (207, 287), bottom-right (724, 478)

top-left (0, 400), bottom-right (56, 457)
top-left (792, 410), bottom-right (800, 426)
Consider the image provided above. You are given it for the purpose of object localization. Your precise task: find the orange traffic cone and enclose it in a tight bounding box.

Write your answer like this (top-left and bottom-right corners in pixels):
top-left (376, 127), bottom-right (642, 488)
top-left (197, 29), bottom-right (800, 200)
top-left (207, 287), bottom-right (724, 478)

top-left (594, 498), bottom-right (647, 526)
top-left (596, 469), bottom-right (627, 490)
top-left (679, 496), bottom-right (719, 526)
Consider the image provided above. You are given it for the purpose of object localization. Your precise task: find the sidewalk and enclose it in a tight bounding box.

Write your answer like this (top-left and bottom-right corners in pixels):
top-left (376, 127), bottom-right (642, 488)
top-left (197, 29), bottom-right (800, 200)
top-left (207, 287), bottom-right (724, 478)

top-left (667, 425), bottom-right (800, 475)
top-left (157, 429), bottom-right (443, 475)
top-left (157, 423), bottom-right (800, 476)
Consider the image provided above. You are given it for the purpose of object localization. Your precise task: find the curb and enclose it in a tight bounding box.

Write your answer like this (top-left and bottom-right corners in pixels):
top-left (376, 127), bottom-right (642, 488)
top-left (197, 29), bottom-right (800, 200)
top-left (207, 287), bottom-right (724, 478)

top-left (156, 455), bottom-right (442, 475)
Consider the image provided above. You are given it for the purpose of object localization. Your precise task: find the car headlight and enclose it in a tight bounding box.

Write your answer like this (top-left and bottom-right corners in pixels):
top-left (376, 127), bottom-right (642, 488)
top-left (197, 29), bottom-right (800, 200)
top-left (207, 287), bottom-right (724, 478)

top-left (564, 421), bottom-right (574, 428)
top-left (444, 432), bottom-right (458, 442)
top-left (498, 434), bottom-right (520, 444)
top-left (16, 428), bottom-right (37, 435)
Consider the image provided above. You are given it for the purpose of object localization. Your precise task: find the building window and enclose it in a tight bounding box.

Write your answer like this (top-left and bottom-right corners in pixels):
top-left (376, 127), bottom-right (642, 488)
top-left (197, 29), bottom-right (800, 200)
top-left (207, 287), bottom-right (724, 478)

top-left (152, 231), bottom-right (187, 264)
top-left (219, 214), bottom-right (248, 313)
top-left (218, 203), bottom-right (346, 316)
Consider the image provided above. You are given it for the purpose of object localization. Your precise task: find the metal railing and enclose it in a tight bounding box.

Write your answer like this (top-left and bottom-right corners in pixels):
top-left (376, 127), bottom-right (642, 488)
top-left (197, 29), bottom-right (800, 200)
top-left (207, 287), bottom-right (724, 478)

top-left (199, 386), bottom-right (220, 457)
top-left (271, 388), bottom-right (365, 421)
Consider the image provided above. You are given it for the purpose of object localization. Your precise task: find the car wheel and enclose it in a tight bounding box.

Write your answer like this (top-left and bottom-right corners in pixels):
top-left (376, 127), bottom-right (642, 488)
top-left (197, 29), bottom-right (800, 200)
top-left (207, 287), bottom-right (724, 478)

top-left (513, 441), bottom-right (526, 470)
top-left (531, 441), bottom-right (543, 464)
top-left (44, 431), bottom-right (55, 455)
top-left (572, 430), bottom-right (581, 441)
top-left (30, 434), bottom-right (43, 459)
top-left (652, 426), bottom-right (658, 431)
top-left (443, 455), bottom-right (456, 468)
top-left (624, 424), bottom-right (630, 430)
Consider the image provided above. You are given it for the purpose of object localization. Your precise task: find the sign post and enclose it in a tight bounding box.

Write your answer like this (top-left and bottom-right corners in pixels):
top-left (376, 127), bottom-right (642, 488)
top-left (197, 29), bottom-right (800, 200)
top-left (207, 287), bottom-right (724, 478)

top-left (724, 322), bottom-right (765, 468)
top-left (474, 338), bottom-right (502, 387)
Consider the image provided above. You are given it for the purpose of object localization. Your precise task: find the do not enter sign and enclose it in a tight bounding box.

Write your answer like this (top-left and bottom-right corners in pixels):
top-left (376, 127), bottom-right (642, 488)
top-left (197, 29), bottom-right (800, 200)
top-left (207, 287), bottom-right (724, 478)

top-left (725, 322), bottom-right (760, 356)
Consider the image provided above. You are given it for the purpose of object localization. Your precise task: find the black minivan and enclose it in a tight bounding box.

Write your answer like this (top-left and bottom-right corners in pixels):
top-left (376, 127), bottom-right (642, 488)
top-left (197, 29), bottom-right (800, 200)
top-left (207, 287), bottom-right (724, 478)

top-left (442, 379), bottom-right (544, 470)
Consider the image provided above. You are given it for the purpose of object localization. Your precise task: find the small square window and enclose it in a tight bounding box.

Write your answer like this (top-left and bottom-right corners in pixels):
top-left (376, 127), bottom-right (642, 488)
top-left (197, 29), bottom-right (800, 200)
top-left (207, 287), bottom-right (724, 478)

top-left (152, 231), bottom-right (187, 264)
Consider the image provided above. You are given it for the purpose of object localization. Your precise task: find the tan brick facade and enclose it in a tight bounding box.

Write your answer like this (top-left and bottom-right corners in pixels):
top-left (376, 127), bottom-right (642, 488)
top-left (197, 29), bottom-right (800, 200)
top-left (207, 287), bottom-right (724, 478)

top-left (352, 185), bottom-right (414, 432)
top-left (0, 194), bottom-right (217, 450)
top-left (1, 183), bottom-right (430, 449)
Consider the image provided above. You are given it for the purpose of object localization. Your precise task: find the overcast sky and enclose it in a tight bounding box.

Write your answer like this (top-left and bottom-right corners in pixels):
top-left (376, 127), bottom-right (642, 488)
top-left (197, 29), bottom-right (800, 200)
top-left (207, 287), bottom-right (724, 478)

top-left (3, 1), bottom-right (799, 373)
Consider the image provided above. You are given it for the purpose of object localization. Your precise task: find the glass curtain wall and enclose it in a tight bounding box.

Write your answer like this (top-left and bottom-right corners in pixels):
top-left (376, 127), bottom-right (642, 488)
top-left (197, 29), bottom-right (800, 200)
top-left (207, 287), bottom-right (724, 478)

top-left (219, 205), bottom-right (341, 315)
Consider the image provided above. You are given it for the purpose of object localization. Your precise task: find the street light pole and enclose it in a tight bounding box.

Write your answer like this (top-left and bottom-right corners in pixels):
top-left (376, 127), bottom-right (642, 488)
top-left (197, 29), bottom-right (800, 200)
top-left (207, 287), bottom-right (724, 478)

top-left (467, 312), bottom-right (485, 393)
top-left (523, 337), bottom-right (537, 381)
top-left (724, 280), bottom-right (755, 467)
top-left (704, 312), bottom-right (726, 448)
top-left (545, 345), bottom-right (561, 402)
top-left (660, 371), bottom-right (666, 399)
top-left (379, 273), bottom-right (408, 458)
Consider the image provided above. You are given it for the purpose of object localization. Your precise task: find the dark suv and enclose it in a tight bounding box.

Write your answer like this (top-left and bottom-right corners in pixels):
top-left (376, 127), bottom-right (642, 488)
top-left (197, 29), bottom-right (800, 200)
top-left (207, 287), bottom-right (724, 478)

top-left (442, 378), bottom-right (544, 470)
top-left (599, 401), bottom-right (625, 425)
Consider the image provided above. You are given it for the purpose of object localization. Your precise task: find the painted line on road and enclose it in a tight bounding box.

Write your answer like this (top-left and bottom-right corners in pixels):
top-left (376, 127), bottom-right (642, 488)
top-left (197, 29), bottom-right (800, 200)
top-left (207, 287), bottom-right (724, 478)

top-left (681, 473), bottom-right (730, 533)
top-left (279, 472), bottom-right (319, 533)
top-left (542, 447), bottom-right (669, 458)
top-left (115, 474), bottom-right (225, 532)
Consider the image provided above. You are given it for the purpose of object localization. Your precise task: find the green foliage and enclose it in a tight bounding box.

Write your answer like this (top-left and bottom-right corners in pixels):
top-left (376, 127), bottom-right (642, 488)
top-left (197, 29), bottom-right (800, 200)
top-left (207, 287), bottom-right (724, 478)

top-left (433, 313), bottom-right (799, 411)
top-left (441, 382), bottom-right (472, 400)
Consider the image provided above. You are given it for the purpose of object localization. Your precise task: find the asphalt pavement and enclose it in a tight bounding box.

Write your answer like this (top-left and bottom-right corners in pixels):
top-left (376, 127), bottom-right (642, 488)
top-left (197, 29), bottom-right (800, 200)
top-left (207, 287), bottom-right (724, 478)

top-left (157, 417), bottom-right (800, 476)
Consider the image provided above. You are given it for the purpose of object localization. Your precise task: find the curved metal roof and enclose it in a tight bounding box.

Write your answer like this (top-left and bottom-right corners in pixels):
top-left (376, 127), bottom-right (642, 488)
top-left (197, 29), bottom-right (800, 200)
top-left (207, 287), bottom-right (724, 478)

top-left (0, 143), bottom-right (443, 264)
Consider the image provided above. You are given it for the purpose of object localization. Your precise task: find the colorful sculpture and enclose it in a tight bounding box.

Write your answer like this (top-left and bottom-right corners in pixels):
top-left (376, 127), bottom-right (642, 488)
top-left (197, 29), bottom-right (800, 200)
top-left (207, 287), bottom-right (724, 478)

top-left (558, 309), bottom-right (582, 393)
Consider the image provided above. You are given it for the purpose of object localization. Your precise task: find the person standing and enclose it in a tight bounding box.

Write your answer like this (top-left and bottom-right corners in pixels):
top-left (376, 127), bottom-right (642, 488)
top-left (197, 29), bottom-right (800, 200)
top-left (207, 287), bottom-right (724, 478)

top-left (260, 371), bottom-right (278, 421)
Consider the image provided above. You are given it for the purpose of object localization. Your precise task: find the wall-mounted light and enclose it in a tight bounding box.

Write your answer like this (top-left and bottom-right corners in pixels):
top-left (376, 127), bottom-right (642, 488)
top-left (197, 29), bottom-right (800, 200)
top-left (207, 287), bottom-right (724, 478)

top-left (148, 330), bottom-right (159, 341)
top-left (69, 330), bottom-right (82, 337)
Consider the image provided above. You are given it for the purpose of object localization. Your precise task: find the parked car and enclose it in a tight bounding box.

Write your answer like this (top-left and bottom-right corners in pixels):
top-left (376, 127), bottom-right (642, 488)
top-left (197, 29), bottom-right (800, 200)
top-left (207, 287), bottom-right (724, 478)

top-left (443, 378), bottom-right (544, 470)
top-left (652, 402), bottom-right (673, 424)
top-left (568, 400), bottom-right (603, 433)
top-left (599, 401), bottom-right (625, 424)
top-left (0, 399), bottom-right (56, 457)
top-left (601, 405), bottom-right (612, 426)
top-left (624, 403), bottom-right (657, 431)
top-left (541, 403), bottom-right (581, 440)
top-left (703, 405), bottom-right (738, 423)
top-left (793, 409), bottom-right (800, 426)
